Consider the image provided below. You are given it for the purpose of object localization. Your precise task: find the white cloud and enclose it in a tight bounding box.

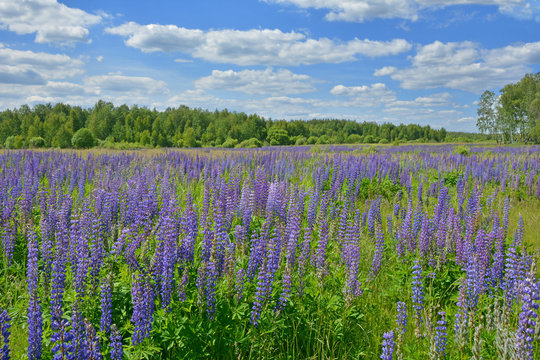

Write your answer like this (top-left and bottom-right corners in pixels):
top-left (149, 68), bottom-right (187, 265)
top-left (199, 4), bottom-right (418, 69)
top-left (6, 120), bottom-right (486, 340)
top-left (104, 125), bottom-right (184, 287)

top-left (174, 58), bottom-right (193, 63)
top-left (84, 74), bottom-right (168, 95)
top-left (0, 44), bottom-right (84, 82)
top-left (457, 116), bottom-right (475, 122)
top-left (0, 66), bottom-right (45, 85)
top-left (374, 66), bottom-right (397, 76)
top-left (194, 68), bottom-right (317, 95)
top-left (377, 40), bottom-right (540, 93)
top-left (105, 22), bottom-right (411, 65)
top-left (263, 0), bottom-right (538, 22)
top-left (105, 22), bottom-right (205, 52)
top-left (0, 0), bottom-right (102, 43)
top-left (96, 56), bottom-right (104, 62)
top-left (330, 83), bottom-right (397, 106)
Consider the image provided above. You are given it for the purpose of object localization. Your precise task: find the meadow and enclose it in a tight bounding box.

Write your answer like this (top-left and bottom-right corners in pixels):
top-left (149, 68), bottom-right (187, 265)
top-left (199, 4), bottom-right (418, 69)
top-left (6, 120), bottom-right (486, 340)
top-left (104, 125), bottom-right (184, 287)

top-left (0, 144), bottom-right (539, 359)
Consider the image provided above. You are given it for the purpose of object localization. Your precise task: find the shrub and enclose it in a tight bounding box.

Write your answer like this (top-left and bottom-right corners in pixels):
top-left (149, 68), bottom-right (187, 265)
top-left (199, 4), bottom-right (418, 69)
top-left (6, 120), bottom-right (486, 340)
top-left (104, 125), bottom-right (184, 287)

top-left (307, 136), bottom-right (318, 145)
top-left (453, 145), bottom-right (470, 156)
top-left (72, 128), bottom-right (95, 149)
top-left (347, 134), bottom-right (362, 144)
top-left (29, 137), bottom-right (46, 148)
top-left (295, 137), bottom-right (307, 146)
top-left (222, 137), bottom-right (238, 148)
top-left (237, 138), bottom-right (262, 148)
top-left (4, 135), bottom-right (24, 149)
top-left (364, 135), bottom-right (375, 144)
top-left (379, 138), bottom-right (389, 144)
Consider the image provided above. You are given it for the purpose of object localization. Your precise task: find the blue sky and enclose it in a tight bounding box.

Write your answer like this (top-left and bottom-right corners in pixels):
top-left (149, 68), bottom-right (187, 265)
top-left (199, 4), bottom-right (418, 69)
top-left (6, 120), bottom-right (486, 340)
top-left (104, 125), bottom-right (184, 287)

top-left (1, 0), bottom-right (539, 131)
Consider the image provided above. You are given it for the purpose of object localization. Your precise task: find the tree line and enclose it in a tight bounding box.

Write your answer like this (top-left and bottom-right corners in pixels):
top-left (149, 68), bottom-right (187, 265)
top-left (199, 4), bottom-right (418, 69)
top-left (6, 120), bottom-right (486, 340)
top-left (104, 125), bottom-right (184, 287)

top-left (0, 101), bottom-right (455, 149)
top-left (477, 72), bottom-right (540, 143)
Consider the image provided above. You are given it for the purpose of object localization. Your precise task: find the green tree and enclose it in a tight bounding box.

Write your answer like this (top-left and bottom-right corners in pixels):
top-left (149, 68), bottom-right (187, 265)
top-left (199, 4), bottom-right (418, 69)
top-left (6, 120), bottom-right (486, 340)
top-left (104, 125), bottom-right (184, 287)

top-left (72, 128), bottom-right (95, 148)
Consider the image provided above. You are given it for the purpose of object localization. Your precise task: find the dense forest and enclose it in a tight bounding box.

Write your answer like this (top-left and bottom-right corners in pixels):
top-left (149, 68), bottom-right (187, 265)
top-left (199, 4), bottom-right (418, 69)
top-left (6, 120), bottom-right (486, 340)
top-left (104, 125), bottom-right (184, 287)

top-left (477, 72), bottom-right (540, 143)
top-left (0, 102), bottom-right (457, 149)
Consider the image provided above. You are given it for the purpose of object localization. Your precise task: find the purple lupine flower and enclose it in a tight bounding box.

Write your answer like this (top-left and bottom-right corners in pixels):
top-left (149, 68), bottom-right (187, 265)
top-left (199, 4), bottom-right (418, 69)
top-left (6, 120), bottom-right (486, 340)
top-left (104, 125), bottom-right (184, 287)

top-left (343, 221), bottom-right (362, 302)
top-left (83, 320), bottom-right (101, 360)
top-left (205, 260), bottom-right (218, 321)
top-left (131, 274), bottom-right (149, 345)
top-left (177, 266), bottom-right (189, 302)
top-left (515, 276), bottom-right (539, 360)
top-left (71, 301), bottom-right (86, 359)
top-left (100, 279), bottom-right (112, 334)
top-left (503, 247), bottom-right (519, 307)
top-left (0, 309), bottom-right (10, 360)
top-left (110, 324), bottom-right (123, 360)
top-left (27, 292), bottom-right (42, 360)
top-left (1, 219), bottom-right (15, 267)
top-left (51, 318), bottom-right (74, 360)
top-left (434, 311), bottom-right (448, 357)
top-left (275, 267), bottom-right (292, 313)
top-left (235, 268), bottom-right (246, 301)
top-left (27, 228), bottom-right (43, 360)
top-left (380, 331), bottom-right (395, 360)
top-left (51, 240), bottom-right (68, 327)
top-left (396, 301), bottom-right (407, 336)
top-left (412, 260), bottom-right (424, 335)
top-left (490, 227), bottom-right (505, 289)
top-left (513, 214), bottom-right (524, 248)
top-left (369, 224), bottom-right (384, 281)
top-left (465, 255), bottom-right (482, 311)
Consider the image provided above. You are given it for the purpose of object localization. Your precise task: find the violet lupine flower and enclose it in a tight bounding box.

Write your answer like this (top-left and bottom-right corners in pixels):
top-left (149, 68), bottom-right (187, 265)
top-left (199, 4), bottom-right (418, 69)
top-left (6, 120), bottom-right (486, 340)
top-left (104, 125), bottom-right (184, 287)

top-left (71, 301), bottom-right (86, 359)
top-left (84, 320), bottom-right (101, 360)
top-left (26, 228), bottom-right (43, 360)
top-left (51, 243), bottom-right (68, 327)
top-left (396, 301), bottom-right (407, 336)
top-left (380, 331), bottom-right (395, 360)
top-left (515, 277), bottom-right (539, 360)
top-left (205, 261), bottom-right (218, 321)
top-left (412, 260), bottom-right (424, 335)
top-left (513, 215), bottom-right (524, 248)
top-left (110, 324), bottom-right (123, 360)
top-left (434, 311), bottom-right (448, 358)
top-left (503, 247), bottom-right (519, 307)
top-left (100, 280), bottom-right (112, 334)
top-left (0, 309), bottom-right (10, 360)
top-left (343, 223), bottom-right (362, 302)
top-left (27, 292), bottom-right (42, 360)
top-left (235, 268), bottom-right (246, 301)
top-left (177, 266), bottom-right (189, 302)
top-left (131, 274), bottom-right (149, 345)
top-left (51, 319), bottom-right (74, 360)
top-left (1, 220), bottom-right (15, 267)
top-left (315, 217), bottom-right (329, 281)
top-left (275, 267), bottom-right (292, 313)
top-left (369, 224), bottom-right (384, 281)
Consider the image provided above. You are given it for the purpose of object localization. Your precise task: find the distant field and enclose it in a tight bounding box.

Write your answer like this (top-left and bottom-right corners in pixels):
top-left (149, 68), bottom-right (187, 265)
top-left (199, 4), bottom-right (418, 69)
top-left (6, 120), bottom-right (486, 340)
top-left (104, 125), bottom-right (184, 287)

top-left (0, 144), bottom-right (539, 359)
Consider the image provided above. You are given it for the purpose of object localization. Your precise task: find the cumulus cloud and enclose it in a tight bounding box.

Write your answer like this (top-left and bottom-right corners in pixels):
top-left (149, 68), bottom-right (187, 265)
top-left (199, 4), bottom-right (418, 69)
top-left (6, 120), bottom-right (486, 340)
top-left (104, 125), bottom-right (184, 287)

top-left (376, 40), bottom-right (540, 93)
top-left (84, 74), bottom-right (168, 95)
top-left (0, 44), bottom-right (84, 83)
top-left (105, 22), bottom-right (411, 65)
top-left (194, 68), bottom-right (317, 95)
top-left (263, 0), bottom-right (538, 22)
top-left (330, 83), bottom-right (397, 106)
top-left (0, 0), bottom-right (102, 43)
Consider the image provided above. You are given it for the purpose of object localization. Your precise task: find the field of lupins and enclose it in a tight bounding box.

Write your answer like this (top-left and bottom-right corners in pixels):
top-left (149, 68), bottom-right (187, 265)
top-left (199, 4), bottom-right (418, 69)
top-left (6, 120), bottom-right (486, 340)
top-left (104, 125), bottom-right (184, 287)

top-left (0, 144), bottom-right (539, 359)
